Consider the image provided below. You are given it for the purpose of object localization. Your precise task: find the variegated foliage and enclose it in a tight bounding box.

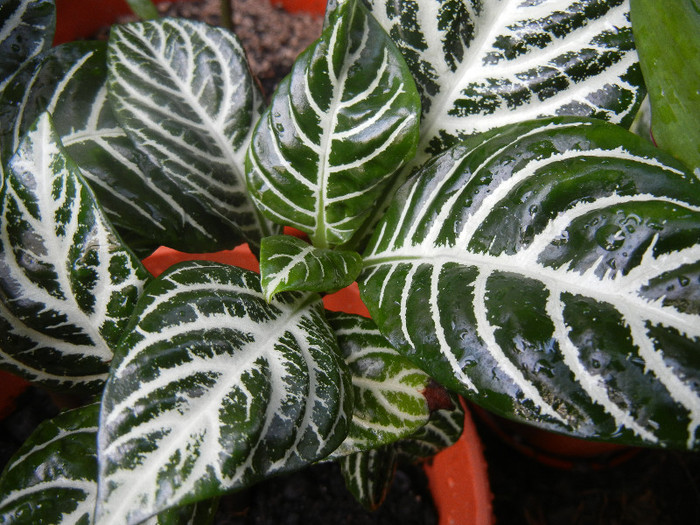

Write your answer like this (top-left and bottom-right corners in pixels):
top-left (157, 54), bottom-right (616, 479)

top-left (0, 0), bottom-right (54, 97)
top-left (0, 113), bottom-right (150, 391)
top-left (360, 117), bottom-right (700, 449)
top-left (0, 404), bottom-right (219, 525)
top-left (350, 0), bottom-right (644, 166)
top-left (107, 18), bottom-right (274, 252)
top-left (327, 312), bottom-right (430, 458)
top-left (340, 446), bottom-right (397, 511)
top-left (0, 42), bottom-right (215, 256)
top-left (246, 0), bottom-right (420, 249)
top-left (96, 262), bottom-right (352, 525)
top-left (397, 394), bottom-right (465, 460)
top-left (260, 235), bottom-right (363, 300)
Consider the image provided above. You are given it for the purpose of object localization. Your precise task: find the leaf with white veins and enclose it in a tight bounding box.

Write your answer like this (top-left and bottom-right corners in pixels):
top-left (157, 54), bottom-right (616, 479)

top-left (260, 235), bottom-right (363, 301)
top-left (107, 18), bottom-right (275, 251)
top-left (358, 0), bottom-right (645, 165)
top-left (246, 0), bottom-right (420, 248)
top-left (0, 112), bottom-right (150, 391)
top-left (326, 312), bottom-right (430, 458)
top-left (0, 0), bottom-right (54, 96)
top-left (0, 403), bottom-right (219, 525)
top-left (96, 262), bottom-right (352, 525)
top-left (360, 117), bottom-right (700, 449)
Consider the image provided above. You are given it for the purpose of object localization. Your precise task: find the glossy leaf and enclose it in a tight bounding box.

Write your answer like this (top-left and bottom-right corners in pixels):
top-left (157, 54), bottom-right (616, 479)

top-left (0, 42), bottom-right (224, 256)
top-left (0, 404), bottom-right (99, 525)
top-left (631, 0), bottom-right (700, 176)
top-left (246, 0), bottom-right (420, 248)
top-left (260, 235), bottom-right (363, 301)
top-left (360, 117), bottom-right (700, 449)
top-left (96, 262), bottom-right (352, 524)
top-left (0, 403), bottom-right (219, 525)
top-left (0, 113), bottom-right (150, 391)
top-left (358, 0), bottom-right (645, 165)
top-left (339, 446), bottom-right (397, 511)
top-left (397, 393), bottom-right (464, 460)
top-left (107, 18), bottom-right (274, 251)
top-left (327, 312), bottom-right (430, 458)
top-left (0, 0), bottom-right (54, 96)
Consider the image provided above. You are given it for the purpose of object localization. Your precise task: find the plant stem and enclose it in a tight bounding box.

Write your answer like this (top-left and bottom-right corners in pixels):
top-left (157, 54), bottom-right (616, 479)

top-left (220, 0), bottom-right (233, 30)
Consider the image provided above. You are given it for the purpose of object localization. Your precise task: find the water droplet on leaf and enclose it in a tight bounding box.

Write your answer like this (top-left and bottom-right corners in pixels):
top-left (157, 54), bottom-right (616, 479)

top-left (595, 224), bottom-right (625, 251)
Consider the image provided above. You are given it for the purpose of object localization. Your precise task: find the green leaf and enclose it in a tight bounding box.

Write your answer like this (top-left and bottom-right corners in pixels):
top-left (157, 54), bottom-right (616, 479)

top-left (245, 0), bottom-right (420, 249)
top-left (96, 262), bottom-right (352, 524)
top-left (0, 404), bottom-right (220, 525)
top-left (339, 446), bottom-right (397, 511)
top-left (358, 0), bottom-right (645, 165)
top-left (360, 117), bottom-right (700, 450)
top-left (126, 0), bottom-right (160, 20)
top-left (397, 393), bottom-right (464, 460)
top-left (0, 112), bottom-right (151, 391)
top-left (260, 235), bottom-right (362, 301)
top-left (326, 312), bottom-right (430, 458)
top-left (0, 42), bottom-right (225, 256)
top-left (0, 404), bottom-right (100, 525)
top-left (107, 18), bottom-right (275, 251)
top-left (0, 0), bottom-right (54, 96)
top-left (630, 0), bottom-right (700, 176)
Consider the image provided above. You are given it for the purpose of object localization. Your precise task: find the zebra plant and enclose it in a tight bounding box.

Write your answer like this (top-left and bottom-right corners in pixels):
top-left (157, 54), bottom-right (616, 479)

top-left (0, 0), bottom-right (698, 523)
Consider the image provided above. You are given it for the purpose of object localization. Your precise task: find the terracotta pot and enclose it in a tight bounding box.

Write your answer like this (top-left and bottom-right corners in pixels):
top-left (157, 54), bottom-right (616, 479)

top-left (53, 0), bottom-right (192, 45)
top-left (471, 403), bottom-right (640, 470)
top-left (143, 243), bottom-right (494, 525)
top-left (0, 370), bottom-right (30, 420)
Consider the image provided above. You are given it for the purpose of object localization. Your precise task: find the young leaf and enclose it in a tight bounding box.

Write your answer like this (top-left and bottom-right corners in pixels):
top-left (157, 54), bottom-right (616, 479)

top-left (96, 262), bottom-right (352, 525)
top-left (339, 446), bottom-right (397, 511)
top-left (360, 117), bottom-right (700, 450)
top-left (0, 404), bottom-right (100, 525)
top-left (630, 0), bottom-right (700, 176)
top-left (0, 0), bottom-right (54, 96)
top-left (107, 18), bottom-right (275, 251)
top-left (0, 112), bottom-right (151, 391)
top-left (260, 235), bottom-right (362, 301)
top-left (0, 404), bottom-right (220, 525)
top-left (126, 0), bottom-right (160, 20)
top-left (245, 0), bottom-right (420, 249)
top-left (359, 0), bottom-right (645, 164)
top-left (326, 312), bottom-right (430, 458)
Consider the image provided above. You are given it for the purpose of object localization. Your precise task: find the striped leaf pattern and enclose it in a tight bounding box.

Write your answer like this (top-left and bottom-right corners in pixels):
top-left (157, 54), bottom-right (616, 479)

top-left (339, 446), bottom-right (397, 511)
top-left (0, 113), bottom-right (150, 391)
top-left (397, 394), bottom-right (464, 460)
top-left (360, 117), bottom-right (700, 449)
top-left (327, 312), bottom-right (430, 458)
top-left (260, 235), bottom-right (363, 301)
top-left (360, 0), bottom-right (645, 164)
top-left (96, 262), bottom-right (352, 524)
top-left (0, 403), bottom-right (220, 525)
top-left (245, 0), bottom-right (420, 248)
top-left (0, 404), bottom-right (99, 525)
top-left (107, 19), bottom-right (273, 251)
top-left (0, 0), bottom-right (54, 96)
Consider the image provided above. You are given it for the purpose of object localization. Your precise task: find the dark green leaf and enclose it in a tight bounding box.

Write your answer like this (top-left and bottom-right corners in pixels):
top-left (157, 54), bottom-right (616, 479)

top-left (97, 262), bottom-right (352, 524)
top-left (260, 235), bottom-right (362, 301)
top-left (360, 117), bottom-right (700, 449)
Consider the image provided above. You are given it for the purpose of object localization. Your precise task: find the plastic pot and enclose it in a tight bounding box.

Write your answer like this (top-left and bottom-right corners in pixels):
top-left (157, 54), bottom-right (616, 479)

top-left (470, 403), bottom-right (640, 471)
top-left (142, 243), bottom-right (494, 525)
top-left (53, 0), bottom-right (193, 44)
top-left (0, 370), bottom-right (30, 420)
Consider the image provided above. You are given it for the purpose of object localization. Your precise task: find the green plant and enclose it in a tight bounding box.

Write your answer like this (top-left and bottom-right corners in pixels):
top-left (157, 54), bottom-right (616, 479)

top-left (0, 0), bottom-right (698, 523)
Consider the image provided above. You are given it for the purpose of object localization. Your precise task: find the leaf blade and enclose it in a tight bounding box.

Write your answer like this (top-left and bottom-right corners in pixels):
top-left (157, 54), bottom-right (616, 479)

top-left (96, 262), bottom-right (352, 524)
top-left (246, 0), bottom-right (420, 248)
top-left (0, 112), bottom-right (151, 391)
top-left (360, 117), bottom-right (700, 449)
